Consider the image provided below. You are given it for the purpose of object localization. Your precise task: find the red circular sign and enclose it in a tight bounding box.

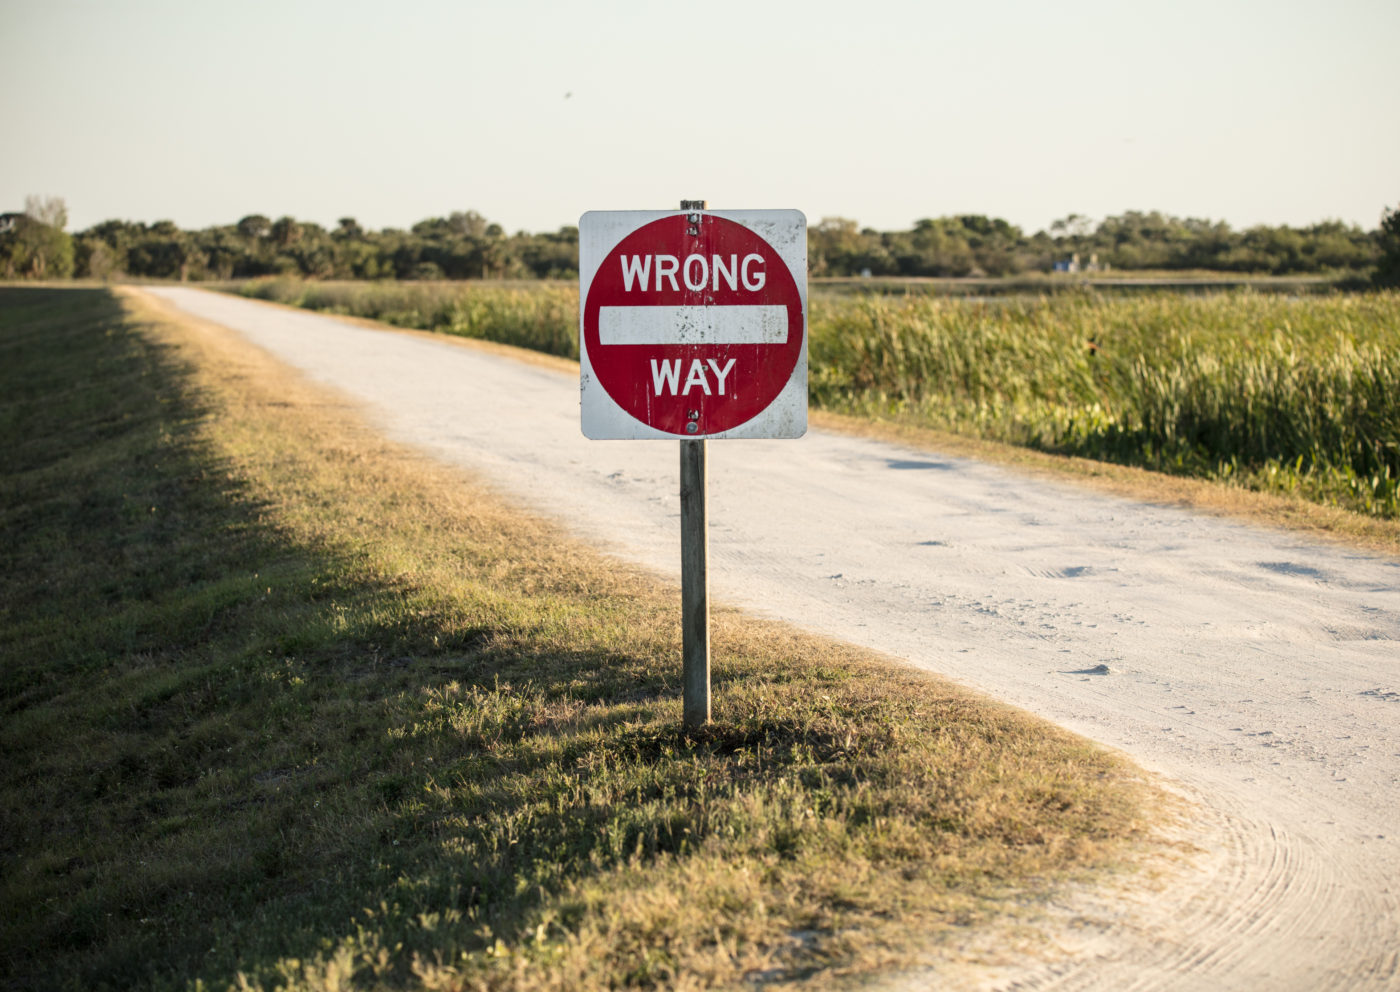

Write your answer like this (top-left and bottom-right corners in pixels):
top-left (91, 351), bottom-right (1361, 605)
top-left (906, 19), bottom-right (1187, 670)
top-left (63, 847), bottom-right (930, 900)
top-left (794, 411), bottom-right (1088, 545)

top-left (582, 214), bottom-right (804, 436)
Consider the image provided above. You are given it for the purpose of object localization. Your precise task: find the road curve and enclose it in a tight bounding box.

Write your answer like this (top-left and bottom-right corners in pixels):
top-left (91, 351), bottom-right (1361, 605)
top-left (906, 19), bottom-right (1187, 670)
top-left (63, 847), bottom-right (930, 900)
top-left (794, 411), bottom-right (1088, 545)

top-left (145, 287), bottom-right (1400, 991)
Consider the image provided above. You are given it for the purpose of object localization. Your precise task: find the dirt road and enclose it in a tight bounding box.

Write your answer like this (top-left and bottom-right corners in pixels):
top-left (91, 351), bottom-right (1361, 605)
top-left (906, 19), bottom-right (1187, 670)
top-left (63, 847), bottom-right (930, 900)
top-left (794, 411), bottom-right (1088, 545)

top-left (146, 287), bottom-right (1400, 990)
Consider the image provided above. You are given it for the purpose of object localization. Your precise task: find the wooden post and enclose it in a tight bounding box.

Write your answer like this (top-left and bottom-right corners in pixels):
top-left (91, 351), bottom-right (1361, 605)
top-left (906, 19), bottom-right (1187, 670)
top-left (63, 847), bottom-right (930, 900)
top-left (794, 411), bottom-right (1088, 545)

top-left (679, 198), bottom-right (710, 729)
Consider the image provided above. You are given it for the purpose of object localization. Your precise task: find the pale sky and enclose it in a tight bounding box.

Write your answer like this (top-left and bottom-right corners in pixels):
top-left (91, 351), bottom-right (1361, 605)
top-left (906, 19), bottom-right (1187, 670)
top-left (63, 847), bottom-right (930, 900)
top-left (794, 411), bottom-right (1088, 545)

top-left (4, 0), bottom-right (1397, 236)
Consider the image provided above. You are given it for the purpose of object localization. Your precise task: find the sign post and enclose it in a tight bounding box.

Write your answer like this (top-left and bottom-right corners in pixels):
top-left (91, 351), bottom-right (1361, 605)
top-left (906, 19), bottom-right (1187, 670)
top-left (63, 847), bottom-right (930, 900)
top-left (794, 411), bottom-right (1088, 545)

top-left (580, 202), bottom-right (807, 727)
top-left (679, 427), bottom-right (709, 726)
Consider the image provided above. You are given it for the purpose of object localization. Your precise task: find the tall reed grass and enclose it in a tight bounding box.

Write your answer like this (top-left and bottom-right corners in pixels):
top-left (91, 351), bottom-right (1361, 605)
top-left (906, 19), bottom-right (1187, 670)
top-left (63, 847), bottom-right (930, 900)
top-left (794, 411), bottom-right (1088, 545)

top-left (235, 279), bottom-right (1400, 517)
top-left (809, 291), bottom-right (1400, 517)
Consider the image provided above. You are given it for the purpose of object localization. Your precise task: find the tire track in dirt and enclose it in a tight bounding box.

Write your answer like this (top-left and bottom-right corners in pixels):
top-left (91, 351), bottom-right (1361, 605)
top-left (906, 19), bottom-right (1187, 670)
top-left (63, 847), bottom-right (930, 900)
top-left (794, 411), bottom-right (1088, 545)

top-left (984, 782), bottom-right (1397, 991)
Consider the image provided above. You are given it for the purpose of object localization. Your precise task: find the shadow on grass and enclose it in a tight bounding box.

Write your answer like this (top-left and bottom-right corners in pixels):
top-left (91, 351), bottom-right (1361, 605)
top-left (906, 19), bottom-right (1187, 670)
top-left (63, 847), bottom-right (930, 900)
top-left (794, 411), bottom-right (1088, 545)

top-left (0, 288), bottom-right (698, 989)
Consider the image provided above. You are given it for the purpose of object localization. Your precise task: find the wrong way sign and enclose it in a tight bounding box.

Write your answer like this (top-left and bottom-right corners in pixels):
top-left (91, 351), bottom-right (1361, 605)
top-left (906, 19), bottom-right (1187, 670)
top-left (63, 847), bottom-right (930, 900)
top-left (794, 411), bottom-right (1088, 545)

top-left (579, 209), bottom-right (807, 439)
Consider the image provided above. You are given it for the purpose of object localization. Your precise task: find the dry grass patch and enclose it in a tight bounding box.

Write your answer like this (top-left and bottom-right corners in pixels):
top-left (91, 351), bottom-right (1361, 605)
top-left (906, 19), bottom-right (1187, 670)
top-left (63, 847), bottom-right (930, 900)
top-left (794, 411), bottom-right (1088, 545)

top-left (2, 286), bottom-right (1165, 991)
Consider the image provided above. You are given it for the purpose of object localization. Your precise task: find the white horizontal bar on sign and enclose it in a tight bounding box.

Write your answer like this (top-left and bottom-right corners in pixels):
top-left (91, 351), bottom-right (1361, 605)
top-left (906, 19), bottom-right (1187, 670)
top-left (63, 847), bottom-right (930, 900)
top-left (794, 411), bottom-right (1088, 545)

top-left (599, 305), bottom-right (788, 346)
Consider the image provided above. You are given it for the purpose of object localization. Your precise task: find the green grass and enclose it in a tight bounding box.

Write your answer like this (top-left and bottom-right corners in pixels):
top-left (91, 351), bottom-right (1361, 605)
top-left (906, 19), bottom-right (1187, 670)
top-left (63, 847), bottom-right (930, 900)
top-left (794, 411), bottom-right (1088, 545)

top-left (229, 279), bottom-right (1400, 519)
top-left (809, 291), bottom-right (1400, 517)
top-left (1, 287), bottom-right (1158, 991)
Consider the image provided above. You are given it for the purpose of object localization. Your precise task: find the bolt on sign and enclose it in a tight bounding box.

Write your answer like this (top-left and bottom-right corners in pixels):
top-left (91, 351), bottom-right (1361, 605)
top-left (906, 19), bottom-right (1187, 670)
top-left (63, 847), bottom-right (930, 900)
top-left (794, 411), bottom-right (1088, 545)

top-left (579, 209), bottom-right (807, 439)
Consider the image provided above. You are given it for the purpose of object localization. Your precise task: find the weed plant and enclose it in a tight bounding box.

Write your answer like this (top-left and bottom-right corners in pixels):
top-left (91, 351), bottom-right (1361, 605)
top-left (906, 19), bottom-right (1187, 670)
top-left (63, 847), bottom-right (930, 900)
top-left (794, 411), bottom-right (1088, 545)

top-left (1, 288), bottom-right (1155, 991)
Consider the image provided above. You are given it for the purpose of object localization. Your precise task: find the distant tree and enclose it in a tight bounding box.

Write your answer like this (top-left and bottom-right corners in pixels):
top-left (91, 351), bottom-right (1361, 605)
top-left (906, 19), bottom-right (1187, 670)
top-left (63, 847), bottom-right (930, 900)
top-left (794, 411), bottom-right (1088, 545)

top-left (0, 214), bottom-right (29, 277)
top-left (1296, 220), bottom-right (1376, 272)
top-left (952, 215), bottom-right (1022, 275)
top-left (809, 217), bottom-right (864, 276)
top-left (87, 218), bottom-right (145, 246)
top-left (270, 216), bottom-right (301, 248)
top-left (1177, 217), bottom-right (1234, 269)
top-left (126, 221), bottom-right (207, 281)
top-left (237, 214), bottom-right (272, 241)
top-left (290, 226), bottom-right (336, 278)
top-left (1374, 205), bottom-right (1400, 287)
top-left (447, 210), bottom-right (489, 238)
top-left (906, 217), bottom-right (975, 276)
top-left (198, 227), bottom-right (247, 280)
top-left (410, 216), bottom-right (452, 238)
top-left (334, 217), bottom-right (364, 239)
top-left (1238, 225), bottom-right (1305, 274)
top-left (74, 236), bottom-right (122, 279)
top-left (74, 219), bottom-right (149, 278)
top-left (1096, 211), bottom-right (1177, 269)
top-left (515, 225), bottom-right (579, 279)
top-left (0, 196), bottom-right (74, 278)
top-left (1050, 213), bottom-right (1094, 240)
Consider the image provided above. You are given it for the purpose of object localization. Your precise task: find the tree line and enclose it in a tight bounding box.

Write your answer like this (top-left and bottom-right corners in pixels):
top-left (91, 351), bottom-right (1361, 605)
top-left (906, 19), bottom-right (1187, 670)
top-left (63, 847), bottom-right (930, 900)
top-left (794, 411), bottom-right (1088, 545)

top-left (1, 205), bottom-right (579, 283)
top-left (3, 196), bottom-right (1397, 283)
top-left (808, 211), bottom-right (1386, 278)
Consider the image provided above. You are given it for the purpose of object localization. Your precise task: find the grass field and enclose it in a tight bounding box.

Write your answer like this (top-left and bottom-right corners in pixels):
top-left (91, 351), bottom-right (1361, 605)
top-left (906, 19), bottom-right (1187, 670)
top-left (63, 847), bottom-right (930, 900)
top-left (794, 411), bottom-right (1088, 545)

top-left (0, 287), bottom-right (1161, 991)
top-left (809, 291), bottom-right (1400, 518)
top-left (233, 278), bottom-right (1400, 520)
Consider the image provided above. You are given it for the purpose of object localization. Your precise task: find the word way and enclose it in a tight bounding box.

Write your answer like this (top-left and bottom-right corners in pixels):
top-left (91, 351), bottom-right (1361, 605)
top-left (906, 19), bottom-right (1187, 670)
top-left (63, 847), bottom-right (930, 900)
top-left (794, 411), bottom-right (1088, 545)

top-left (650, 358), bottom-right (737, 396)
